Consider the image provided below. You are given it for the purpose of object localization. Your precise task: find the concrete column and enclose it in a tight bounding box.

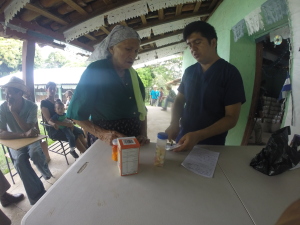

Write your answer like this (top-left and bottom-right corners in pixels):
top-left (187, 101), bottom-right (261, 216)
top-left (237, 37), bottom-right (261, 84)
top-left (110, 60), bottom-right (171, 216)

top-left (58, 85), bottom-right (62, 100)
top-left (22, 40), bottom-right (35, 102)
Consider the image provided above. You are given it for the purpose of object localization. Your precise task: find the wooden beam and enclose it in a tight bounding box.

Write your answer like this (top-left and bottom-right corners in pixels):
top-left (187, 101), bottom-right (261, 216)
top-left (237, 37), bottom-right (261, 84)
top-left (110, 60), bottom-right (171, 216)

top-left (22, 40), bottom-right (35, 102)
top-left (58, 0), bottom-right (139, 32)
top-left (136, 12), bottom-right (209, 32)
top-left (208, 0), bottom-right (219, 11)
top-left (0, 0), bottom-right (12, 14)
top-left (7, 18), bottom-right (94, 52)
top-left (63, 0), bottom-right (88, 16)
top-left (141, 30), bottom-right (183, 45)
top-left (193, 2), bottom-right (202, 12)
top-left (24, 3), bottom-right (69, 25)
top-left (120, 21), bottom-right (127, 26)
top-left (158, 9), bottom-right (164, 20)
top-left (102, 0), bottom-right (112, 4)
top-left (140, 15), bottom-right (147, 25)
top-left (176, 4), bottom-right (183, 16)
top-left (138, 40), bottom-right (185, 55)
top-left (84, 34), bottom-right (97, 41)
top-left (100, 26), bottom-right (110, 35)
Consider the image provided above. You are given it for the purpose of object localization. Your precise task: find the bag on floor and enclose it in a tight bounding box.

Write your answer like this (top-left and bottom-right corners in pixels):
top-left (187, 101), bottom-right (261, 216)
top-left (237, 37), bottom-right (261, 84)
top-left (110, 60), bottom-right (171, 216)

top-left (250, 126), bottom-right (300, 176)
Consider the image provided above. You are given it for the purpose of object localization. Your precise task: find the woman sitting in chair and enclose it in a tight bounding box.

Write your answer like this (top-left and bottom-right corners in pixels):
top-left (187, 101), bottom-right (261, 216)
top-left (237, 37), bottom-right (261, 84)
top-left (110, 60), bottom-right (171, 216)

top-left (41, 82), bottom-right (87, 154)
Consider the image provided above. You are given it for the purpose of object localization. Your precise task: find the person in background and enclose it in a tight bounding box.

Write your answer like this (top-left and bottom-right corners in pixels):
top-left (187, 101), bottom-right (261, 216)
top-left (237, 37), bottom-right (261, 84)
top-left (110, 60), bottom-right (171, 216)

top-left (0, 77), bottom-right (52, 205)
top-left (0, 170), bottom-right (24, 225)
top-left (158, 87), bottom-right (164, 107)
top-left (66, 25), bottom-right (149, 146)
top-left (41, 82), bottom-right (87, 153)
top-left (64, 90), bottom-right (73, 110)
top-left (161, 85), bottom-right (176, 111)
top-left (50, 99), bottom-right (82, 158)
top-left (165, 21), bottom-right (246, 151)
top-left (150, 85), bottom-right (160, 106)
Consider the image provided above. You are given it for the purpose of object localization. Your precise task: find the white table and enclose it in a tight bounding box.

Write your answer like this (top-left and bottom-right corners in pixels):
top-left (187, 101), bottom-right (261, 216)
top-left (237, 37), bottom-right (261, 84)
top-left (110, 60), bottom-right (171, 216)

top-left (21, 141), bottom-right (300, 225)
top-left (22, 141), bottom-right (255, 225)
top-left (204, 145), bottom-right (300, 225)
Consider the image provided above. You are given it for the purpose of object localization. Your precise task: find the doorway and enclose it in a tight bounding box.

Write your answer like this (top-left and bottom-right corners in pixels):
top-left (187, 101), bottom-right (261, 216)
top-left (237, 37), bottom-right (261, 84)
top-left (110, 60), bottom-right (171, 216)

top-left (242, 33), bottom-right (291, 145)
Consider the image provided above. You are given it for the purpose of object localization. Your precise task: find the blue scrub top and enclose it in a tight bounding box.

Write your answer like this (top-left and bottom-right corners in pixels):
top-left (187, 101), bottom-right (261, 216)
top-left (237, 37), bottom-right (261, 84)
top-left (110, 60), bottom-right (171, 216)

top-left (177, 59), bottom-right (246, 145)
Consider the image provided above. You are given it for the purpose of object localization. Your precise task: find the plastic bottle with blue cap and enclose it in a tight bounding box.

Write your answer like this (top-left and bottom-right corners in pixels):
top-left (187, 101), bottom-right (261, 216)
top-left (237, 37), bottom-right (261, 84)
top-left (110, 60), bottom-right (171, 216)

top-left (154, 132), bottom-right (168, 166)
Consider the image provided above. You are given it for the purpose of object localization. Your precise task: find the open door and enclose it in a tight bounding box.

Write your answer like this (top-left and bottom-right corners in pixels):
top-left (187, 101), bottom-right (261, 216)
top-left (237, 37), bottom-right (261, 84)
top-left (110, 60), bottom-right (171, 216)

top-left (241, 42), bottom-right (263, 145)
top-left (242, 33), bottom-right (291, 146)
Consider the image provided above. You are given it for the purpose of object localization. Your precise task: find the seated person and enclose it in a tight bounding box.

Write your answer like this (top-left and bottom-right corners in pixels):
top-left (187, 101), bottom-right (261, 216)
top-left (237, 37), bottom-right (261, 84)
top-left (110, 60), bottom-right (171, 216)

top-left (41, 82), bottom-right (87, 153)
top-left (0, 77), bottom-right (52, 205)
top-left (66, 25), bottom-right (149, 146)
top-left (64, 90), bottom-right (73, 110)
top-left (50, 99), bottom-right (80, 158)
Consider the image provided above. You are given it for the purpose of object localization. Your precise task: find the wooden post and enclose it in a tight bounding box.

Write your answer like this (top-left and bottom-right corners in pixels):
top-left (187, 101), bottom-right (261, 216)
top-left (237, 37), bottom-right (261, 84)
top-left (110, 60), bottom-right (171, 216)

top-left (22, 40), bottom-right (35, 102)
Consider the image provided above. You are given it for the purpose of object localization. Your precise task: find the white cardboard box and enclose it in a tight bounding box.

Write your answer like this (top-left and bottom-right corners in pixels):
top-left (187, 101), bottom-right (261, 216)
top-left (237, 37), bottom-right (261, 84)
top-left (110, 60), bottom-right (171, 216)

top-left (117, 137), bottom-right (140, 176)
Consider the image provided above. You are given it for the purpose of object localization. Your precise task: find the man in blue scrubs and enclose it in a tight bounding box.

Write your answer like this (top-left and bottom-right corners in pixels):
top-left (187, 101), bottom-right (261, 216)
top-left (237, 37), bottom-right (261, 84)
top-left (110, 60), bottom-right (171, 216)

top-left (165, 21), bottom-right (246, 151)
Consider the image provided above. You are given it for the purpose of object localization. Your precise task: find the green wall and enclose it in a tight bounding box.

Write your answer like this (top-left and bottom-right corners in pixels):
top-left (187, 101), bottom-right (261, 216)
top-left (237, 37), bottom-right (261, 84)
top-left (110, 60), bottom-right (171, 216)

top-left (182, 0), bottom-right (269, 145)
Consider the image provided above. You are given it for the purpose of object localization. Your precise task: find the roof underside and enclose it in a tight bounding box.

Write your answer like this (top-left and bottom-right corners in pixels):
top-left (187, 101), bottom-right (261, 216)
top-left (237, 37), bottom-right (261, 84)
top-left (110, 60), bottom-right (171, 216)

top-left (0, 0), bottom-right (223, 63)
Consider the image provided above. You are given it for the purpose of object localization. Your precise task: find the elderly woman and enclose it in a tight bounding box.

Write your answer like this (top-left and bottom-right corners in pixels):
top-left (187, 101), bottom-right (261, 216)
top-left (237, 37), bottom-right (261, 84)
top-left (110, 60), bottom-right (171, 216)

top-left (41, 82), bottom-right (87, 153)
top-left (67, 25), bottom-right (149, 146)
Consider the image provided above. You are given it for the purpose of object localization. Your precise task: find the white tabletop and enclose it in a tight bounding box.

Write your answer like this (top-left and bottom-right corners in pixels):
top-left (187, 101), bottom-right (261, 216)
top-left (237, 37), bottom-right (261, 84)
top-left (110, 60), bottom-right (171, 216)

top-left (22, 141), bottom-right (254, 225)
top-left (204, 145), bottom-right (300, 225)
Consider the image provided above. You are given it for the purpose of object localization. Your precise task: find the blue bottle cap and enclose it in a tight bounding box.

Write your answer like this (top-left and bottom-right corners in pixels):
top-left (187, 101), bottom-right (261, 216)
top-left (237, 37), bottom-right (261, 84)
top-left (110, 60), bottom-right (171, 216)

top-left (157, 132), bottom-right (168, 140)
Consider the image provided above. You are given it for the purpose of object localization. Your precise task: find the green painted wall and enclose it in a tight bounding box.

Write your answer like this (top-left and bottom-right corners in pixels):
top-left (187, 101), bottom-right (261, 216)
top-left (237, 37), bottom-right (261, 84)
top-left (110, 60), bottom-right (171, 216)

top-left (181, 0), bottom-right (287, 145)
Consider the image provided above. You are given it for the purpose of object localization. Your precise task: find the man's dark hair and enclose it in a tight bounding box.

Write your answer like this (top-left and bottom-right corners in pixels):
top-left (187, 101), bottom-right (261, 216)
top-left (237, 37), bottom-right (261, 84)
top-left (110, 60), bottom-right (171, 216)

top-left (183, 21), bottom-right (218, 44)
top-left (46, 81), bottom-right (56, 89)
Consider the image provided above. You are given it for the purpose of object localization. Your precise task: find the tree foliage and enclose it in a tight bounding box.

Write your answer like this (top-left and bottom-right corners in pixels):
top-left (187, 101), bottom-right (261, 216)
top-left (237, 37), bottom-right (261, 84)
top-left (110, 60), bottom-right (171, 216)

top-left (137, 56), bottom-right (183, 89)
top-left (45, 51), bottom-right (70, 68)
top-left (0, 38), bottom-right (22, 77)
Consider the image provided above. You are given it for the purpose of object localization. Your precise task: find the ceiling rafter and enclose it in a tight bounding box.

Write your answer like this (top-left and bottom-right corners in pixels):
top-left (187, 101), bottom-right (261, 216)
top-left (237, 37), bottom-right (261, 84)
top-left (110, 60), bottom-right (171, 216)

top-left (0, 0), bottom-right (223, 58)
top-left (158, 9), bottom-right (164, 20)
top-left (24, 3), bottom-right (69, 26)
top-left (176, 4), bottom-right (183, 16)
top-left (63, 0), bottom-right (88, 16)
top-left (193, 2), bottom-right (202, 12)
top-left (140, 15), bottom-right (147, 25)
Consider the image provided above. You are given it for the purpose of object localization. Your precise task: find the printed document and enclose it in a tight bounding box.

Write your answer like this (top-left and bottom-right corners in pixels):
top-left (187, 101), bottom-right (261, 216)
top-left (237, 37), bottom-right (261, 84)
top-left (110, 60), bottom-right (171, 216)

top-left (181, 146), bottom-right (220, 178)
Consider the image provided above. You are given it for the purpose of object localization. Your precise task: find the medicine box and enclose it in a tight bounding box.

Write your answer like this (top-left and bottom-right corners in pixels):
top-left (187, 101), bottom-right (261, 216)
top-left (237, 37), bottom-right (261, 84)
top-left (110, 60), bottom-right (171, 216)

top-left (117, 137), bottom-right (140, 176)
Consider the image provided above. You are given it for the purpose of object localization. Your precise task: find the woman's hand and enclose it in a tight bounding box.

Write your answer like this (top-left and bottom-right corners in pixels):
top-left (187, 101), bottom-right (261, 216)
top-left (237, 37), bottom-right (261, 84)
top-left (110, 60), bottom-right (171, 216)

top-left (136, 135), bottom-right (150, 146)
top-left (51, 123), bottom-right (59, 130)
top-left (98, 130), bottom-right (125, 146)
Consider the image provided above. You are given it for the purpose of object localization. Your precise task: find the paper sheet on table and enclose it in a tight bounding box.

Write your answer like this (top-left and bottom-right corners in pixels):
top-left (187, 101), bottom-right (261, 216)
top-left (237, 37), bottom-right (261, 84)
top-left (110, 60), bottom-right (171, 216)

top-left (181, 146), bottom-right (220, 178)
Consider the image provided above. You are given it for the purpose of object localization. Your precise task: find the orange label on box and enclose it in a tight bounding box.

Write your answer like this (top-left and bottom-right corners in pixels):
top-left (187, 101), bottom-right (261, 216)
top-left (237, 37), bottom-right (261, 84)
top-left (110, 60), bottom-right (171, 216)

top-left (117, 137), bottom-right (140, 176)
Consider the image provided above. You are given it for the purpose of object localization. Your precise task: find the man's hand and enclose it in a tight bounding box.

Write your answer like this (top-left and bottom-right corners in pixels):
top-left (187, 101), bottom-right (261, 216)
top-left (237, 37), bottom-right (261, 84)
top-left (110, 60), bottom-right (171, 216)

top-left (173, 131), bottom-right (199, 152)
top-left (24, 127), bottom-right (40, 138)
top-left (165, 123), bottom-right (180, 142)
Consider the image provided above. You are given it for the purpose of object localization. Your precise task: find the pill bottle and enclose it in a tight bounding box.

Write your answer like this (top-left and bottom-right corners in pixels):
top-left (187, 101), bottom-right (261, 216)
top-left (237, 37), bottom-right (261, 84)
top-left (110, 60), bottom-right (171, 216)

top-left (154, 132), bottom-right (168, 167)
top-left (112, 139), bottom-right (118, 161)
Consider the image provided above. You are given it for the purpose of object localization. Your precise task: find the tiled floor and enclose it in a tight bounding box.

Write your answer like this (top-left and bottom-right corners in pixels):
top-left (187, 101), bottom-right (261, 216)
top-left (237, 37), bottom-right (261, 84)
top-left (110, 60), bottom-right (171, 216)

top-left (1, 105), bottom-right (172, 225)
